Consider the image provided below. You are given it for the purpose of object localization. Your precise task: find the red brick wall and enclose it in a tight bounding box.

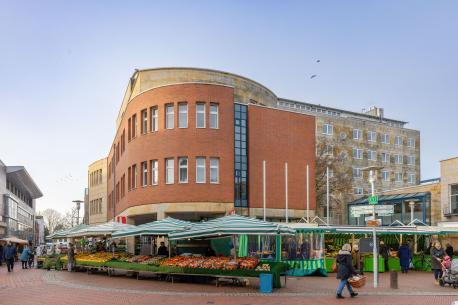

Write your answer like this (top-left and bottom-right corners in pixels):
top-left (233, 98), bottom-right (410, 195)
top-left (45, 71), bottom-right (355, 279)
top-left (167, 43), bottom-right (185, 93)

top-left (107, 84), bottom-right (235, 219)
top-left (248, 106), bottom-right (316, 212)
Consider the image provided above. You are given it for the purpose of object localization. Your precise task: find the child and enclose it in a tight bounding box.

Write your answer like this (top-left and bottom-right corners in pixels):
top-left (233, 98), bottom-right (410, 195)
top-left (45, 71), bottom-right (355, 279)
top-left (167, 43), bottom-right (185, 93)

top-left (441, 254), bottom-right (451, 272)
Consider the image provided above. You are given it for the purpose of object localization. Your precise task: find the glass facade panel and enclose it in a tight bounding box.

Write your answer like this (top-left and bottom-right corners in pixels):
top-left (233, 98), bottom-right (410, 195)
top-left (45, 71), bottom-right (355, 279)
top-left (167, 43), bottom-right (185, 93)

top-left (234, 104), bottom-right (248, 207)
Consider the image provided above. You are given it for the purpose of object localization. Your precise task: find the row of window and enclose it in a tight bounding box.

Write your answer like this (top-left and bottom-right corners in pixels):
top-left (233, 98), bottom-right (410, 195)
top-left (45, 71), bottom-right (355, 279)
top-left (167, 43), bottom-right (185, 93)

top-left (89, 169), bottom-right (103, 187)
top-left (350, 148), bottom-right (416, 165)
top-left (89, 198), bottom-right (103, 215)
top-left (6, 180), bottom-right (32, 206)
top-left (352, 168), bottom-right (416, 184)
top-left (322, 124), bottom-right (416, 147)
top-left (127, 157), bottom-right (220, 189)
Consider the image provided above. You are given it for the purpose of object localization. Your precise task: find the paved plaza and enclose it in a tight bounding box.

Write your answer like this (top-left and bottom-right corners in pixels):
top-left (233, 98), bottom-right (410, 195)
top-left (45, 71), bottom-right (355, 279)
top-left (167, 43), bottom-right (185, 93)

top-left (1, 263), bottom-right (458, 305)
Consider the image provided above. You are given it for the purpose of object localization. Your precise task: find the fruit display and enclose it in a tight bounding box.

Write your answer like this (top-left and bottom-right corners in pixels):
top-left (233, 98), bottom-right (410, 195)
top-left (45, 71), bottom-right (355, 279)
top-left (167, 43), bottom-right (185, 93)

top-left (160, 256), bottom-right (260, 271)
top-left (118, 255), bottom-right (166, 265)
top-left (255, 263), bottom-right (271, 272)
top-left (74, 252), bottom-right (129, 263)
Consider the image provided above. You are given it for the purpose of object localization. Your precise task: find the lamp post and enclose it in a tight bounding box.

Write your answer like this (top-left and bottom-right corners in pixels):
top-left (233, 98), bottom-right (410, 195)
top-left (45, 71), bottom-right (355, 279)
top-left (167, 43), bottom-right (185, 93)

top-left (361, 166), bottom-right (383, 289)
top-left (409, 201), bottom-right (417, 253)
top-left (72, 200), bottom-right (83, 226)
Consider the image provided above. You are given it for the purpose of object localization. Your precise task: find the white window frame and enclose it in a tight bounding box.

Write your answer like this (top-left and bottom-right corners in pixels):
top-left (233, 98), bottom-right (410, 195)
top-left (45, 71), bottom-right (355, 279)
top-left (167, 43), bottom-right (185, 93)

top-left (353, 129), bottom-right (362, 140)
top-left (324, 144), bottom-right (333, 156)
top-left (408, 137), bottom-right (415, 148)
top-left (141, 161), bottom-right (148, 187)
top-left (151, 107), bottom-right (158, 132)
top-left (178, 103), bottom-right (188, 128)
top-left (196, 103), bottom-right (206, 128)
top-left (408, 173), bottom-right (415, 184)
top-left (210, 103), bottom-right (219, 129)
top-left (323, 124), bottom-right (333, 135)
top-left (381, 152), bottom-right (390, 163)
top-left (210, 158), bottom-right (219, 184)
top-left (450, 184), bottom-right (458, 214)
top-left (133, 164), bottom-right (138, 188)
top-left (141, 109), bottom-right (148, 134)
top-left (407, 155), bottom-right (415, 166)
top-left (395, 135), bottom-right (403, 146)
top-left (368, 150), bottom-right (377, 161)
top-left (368, 131), bottom-right (377, 142)
top-left (395, 154), bottom-right (403, 165)
top-left (165, 158), bottom-right (174, 184)
top-left (381, 133), bottom-right (390, 144)
top-left (395, 172), bottom-right (403, 183)
top-left (354, 187), bottom-right (364, 195)
top-left (382, 170), bottom-right (390, 182)
top-left (353, 148), bottom-right (363, 160)
top-left (151, 160), bottom-right (158, 185)
top-left (178, 157), bottom-right (188, 183)
top-left (166, 104), bottom-right (174, 129)
top-left (196, 157), bottom-right (206, 183)
top-left (353, 167), bottom-right (362, 179)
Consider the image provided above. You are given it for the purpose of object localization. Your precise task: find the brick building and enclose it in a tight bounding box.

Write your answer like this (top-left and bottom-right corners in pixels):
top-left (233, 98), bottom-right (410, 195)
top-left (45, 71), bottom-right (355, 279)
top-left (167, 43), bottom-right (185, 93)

top-left (105, 68), bottom-right (317, 225)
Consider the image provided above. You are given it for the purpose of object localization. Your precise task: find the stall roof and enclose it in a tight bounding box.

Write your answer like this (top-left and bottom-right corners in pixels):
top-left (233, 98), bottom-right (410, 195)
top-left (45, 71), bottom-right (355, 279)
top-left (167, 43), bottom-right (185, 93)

top-left (349, 192), bottom-right (430, 205)
top-left (169, 214), bottom-right (295, 240)
top-left (47, 223), bottom-right (88, 239)
top-left (112, 217), bottom-right (191, 238)
top-left (68, 221), bottom-right (135, 237)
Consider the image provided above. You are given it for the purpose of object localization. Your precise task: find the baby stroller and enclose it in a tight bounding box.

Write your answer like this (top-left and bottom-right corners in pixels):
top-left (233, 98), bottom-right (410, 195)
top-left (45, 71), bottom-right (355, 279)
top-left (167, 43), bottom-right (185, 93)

top-left (439, 257), bottom-right (458, 288)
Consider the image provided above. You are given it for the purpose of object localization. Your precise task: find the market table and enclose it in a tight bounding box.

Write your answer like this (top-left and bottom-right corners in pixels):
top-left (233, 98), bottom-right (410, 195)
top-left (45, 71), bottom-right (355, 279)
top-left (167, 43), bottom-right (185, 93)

top-left (282, 259), bottom-right (327, 276)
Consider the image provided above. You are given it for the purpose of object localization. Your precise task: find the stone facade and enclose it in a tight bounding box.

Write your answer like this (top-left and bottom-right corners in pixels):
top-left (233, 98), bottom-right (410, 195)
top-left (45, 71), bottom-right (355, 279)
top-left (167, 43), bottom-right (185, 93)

top-left (88, 158), bottom-right (108, 224)
top-left (441, 157), bottom-right (458, 221)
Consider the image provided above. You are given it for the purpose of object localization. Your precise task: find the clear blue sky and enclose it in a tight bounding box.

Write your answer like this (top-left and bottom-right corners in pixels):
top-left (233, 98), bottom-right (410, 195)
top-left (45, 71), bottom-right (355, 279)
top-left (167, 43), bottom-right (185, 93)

top-left (0, 0), bottom-right (457, 213)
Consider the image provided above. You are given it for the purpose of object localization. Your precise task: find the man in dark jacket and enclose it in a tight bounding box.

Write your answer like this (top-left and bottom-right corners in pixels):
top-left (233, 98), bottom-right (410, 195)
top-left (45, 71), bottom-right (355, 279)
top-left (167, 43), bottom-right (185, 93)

top-left (336, 243), bottom-right (358, 299)
top-left (379, 241), bottom-right (390, 272)
top-left (4, 242), bottom-right (17, 272)
top-left (0, 243), bottom-right (4, 266)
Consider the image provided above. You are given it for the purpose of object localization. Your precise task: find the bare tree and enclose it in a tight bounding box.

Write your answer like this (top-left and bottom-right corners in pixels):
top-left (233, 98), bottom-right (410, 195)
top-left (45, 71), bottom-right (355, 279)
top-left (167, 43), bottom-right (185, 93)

top-left (315, 141), bottom-right (353, 224)
top-left (37, 208), bottom-right (66, 234)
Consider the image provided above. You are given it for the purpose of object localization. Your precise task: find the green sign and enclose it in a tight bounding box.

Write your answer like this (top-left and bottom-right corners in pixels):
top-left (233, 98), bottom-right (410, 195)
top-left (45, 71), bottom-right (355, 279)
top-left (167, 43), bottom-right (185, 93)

top-left (369, 195), bottom-right (378, 205)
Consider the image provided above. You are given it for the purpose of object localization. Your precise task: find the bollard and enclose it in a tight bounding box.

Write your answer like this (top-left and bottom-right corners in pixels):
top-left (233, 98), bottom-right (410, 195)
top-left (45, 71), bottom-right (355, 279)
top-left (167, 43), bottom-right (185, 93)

top-left (390, 270), bottom-right (398, 289)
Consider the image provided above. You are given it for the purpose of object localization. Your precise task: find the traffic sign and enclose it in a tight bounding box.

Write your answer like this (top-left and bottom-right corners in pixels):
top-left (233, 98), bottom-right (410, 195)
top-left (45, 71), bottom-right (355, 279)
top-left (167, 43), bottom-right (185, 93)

top-left (369, 195), bottom-right (378, 205)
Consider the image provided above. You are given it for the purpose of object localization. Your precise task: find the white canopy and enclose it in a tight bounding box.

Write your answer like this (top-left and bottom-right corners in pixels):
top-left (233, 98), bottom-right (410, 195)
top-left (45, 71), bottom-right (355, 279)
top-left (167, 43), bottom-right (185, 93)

top-left (68, 221), bottom-right (135, 237)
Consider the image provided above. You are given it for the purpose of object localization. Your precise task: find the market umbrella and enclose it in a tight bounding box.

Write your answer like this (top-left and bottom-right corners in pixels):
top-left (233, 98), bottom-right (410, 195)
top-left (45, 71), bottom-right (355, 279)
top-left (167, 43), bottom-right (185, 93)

top-left (47, 223), bottom-right (88, 239)
top-left (112, 217), bottom-right (191, 238)
top-left (68, 221), bottom-right (135, 237)
top-left (168, 214), bottom-right (295, 240)
top-left (0, 236), bottom-right (29, 244)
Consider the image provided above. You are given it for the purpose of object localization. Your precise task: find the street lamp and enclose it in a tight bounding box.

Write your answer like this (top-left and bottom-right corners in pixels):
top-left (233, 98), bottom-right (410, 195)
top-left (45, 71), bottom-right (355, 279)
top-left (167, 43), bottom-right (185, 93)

top-left (72, 200), bottom-right (83, 226)
top-left (361, 165), bottom-right (383, 289)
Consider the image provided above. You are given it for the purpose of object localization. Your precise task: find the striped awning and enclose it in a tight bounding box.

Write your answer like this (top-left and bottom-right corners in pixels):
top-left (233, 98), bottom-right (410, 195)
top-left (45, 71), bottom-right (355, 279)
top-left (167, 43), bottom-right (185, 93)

top-left (68, 221), bottom-right (135, 237)
top-left (47, 224), bottom-right (88, 239)
top-left (112, 217), bottom-right (191, 238)
top-left (168, 214), bottom-right (295, 240)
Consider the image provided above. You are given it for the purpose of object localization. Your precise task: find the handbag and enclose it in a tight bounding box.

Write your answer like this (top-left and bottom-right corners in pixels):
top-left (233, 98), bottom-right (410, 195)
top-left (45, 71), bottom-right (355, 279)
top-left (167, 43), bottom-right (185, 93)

top-left (409, 260), bottom-right (414, 269)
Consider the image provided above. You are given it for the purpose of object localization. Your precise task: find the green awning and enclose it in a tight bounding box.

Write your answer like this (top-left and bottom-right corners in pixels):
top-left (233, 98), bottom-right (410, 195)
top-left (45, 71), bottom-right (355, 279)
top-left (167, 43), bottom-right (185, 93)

top-left (169, 215), bottom-right (295, 240)
top-left (46, 224), bottom-right (88, 239)
top-left (112, 217), bottom-right (191, 238)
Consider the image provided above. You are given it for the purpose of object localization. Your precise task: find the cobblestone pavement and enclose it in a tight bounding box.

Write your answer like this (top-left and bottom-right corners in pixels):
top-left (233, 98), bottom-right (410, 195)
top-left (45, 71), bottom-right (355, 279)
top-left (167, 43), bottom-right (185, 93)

top-left (1, 263), bottom-right (458, 305)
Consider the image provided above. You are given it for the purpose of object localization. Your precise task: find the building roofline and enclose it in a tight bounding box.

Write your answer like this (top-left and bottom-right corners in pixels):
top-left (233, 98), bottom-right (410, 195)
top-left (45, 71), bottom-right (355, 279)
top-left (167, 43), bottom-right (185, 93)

top-left (88, 157), bottom-right (108, 168)
top-left (278, 98), bottom-right (408, 125)
top-left (440, 156), bottom-right (458, 163)
top-left (6, 166), bottom-right (43, 199)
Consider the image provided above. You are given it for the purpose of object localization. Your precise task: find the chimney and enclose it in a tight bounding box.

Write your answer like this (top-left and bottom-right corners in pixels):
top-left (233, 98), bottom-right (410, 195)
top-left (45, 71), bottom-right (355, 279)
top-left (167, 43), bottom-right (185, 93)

top-left (364, 106), bottom-right (384, 119)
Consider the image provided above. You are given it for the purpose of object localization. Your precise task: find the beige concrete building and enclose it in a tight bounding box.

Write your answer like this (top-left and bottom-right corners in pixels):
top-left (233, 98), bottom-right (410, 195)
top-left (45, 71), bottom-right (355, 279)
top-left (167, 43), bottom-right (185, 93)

top-left (441, 157), bottom-right (458, 221)
top-left (88, 158), bottom-right (108, 224)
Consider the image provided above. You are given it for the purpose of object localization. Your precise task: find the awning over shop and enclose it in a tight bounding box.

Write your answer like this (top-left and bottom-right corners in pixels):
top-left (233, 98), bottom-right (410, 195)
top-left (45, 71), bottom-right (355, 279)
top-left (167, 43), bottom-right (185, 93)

top-left (349, 192), bottom-right (430, 205)
top-left (112, 217), bottom-right (191, 238)
top-left (169, 214), bottom-right (295, 240)
top-left (68, 221), bottom-right (135, 238)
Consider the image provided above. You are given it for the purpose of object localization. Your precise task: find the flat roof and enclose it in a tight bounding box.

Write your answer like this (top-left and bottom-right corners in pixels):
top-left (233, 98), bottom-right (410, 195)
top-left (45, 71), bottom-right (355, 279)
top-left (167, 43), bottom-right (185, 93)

top-left (6, 166), bottom-right (43, 199)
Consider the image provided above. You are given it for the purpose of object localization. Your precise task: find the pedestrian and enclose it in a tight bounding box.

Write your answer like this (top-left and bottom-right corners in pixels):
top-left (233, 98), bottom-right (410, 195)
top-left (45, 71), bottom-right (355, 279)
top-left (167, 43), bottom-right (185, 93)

top-left (157, 242), bottom-right (168, 256)
top-left (0, 242), bottom-right (4, 266)
top-left (379, 240), bottom-right (390, 272)
top-left (351, 244), bottom-right (363, 274)
top-left (4, 242), bottom-right (17, 272)
top-left (28, 247), bottom-right (35, 269)
top-left (431, 241), bottom-right (445, 285)
top-left (445, 243), bottom-right (454, 259)
top-left (336, 243), bottom-right (358, 299)
top-left (397, 242), bottom-right (412, 273)
top-left (67, 243), bottom-right (75, 272)
top-left (20, 245), bottom-right (30, 269)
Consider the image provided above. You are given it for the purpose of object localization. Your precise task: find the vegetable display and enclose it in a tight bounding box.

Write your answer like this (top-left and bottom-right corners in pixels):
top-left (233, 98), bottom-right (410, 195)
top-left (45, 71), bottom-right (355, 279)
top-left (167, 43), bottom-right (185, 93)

top-left (160, 256), bottom-right (259, 270)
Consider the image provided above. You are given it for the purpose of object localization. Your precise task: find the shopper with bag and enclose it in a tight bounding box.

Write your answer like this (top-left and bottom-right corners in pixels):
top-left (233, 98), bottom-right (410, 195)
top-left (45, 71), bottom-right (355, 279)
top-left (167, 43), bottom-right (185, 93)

top-left (431, 241), bottom-right (445, 285)
top-left (336, 244), bottom-right (358, 299)
top-left (397, 242), bottom-right (412, 273)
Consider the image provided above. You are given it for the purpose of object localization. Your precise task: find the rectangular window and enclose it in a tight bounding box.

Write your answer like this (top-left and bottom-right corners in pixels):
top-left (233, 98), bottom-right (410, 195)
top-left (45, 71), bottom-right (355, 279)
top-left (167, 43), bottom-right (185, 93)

top-left (368, 150), bottom-right (377, 161)
top-left (141, 161), bottom-right (148, 186)
top-left (450, 185), bottom-right (458, 214)
top-left (408, 138), bottom-right (415, 148)
top-left (353, 148), bottom-right (363, 160)
top-left (128, 118), bottom-right (132, 141)
top-left (395, 172), bottom-right (403, 183)
top-left (407, 156), bottom-right (415, 165)
top-left (132, 114), bottom-right (137, 138)
top-left (395, 154), bottom-right (403, 164)
top-left (132, 164), bottom-right (137, 188)
top-left (368, 131), bottom-right (377, 142)
top-left (381, 134), bottom-right (390, 144)
top-left (408, 173), bottom-right (416, 184)
top-left (127, 166), bottom-right (131, 190)
top-left (381, 152), bottom-right (390, 163)
top-left (324, 144), bottom-right (333, 156)
top-left (178, 103), bottom-right (188, 128)
top-left (382, 170), bottom-right (390, 182)
top-left (166, 104), bottom-right (174, 129)
top-left (151, 107), bottom-right (158, 132)
top-left (151, 160), bottom-right (158, 185)
top-left (353, 129), bottom-right (362, 140)
top-left (178, 157), bottom-right (188, 183)
top-left (354, 188), bottom-right (364, 195)
top-left (353, 167), bottom-right (362, 179)
top-left (210, 103), bottom-right (219, 129)
top-left (395, 135), bottom-right (403, 146)
top-left (210, 158), bottom-right (219, 184)
top-left (166, 158), bottom-right (174, 184)
top-left (141, 109), bottom-right (148, 134)
top-left (196, 103), bottom-right (206, 128)
top-left (196, 157), bottom-right (206, 183)
top-left (322, 124), bottom-right (333, 135)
